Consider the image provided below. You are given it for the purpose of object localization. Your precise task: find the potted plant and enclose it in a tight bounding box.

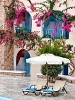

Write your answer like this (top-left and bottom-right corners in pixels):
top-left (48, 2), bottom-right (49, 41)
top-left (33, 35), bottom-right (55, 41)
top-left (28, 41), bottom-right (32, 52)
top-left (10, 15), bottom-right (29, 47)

top-left (41, 65), bottom-right (62, 82)
top-left (37, 38), bottom-right (73, 82)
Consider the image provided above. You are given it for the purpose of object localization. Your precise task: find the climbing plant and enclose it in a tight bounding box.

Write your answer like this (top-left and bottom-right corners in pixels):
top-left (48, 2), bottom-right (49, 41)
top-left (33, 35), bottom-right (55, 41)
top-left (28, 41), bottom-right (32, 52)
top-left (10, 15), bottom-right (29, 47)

top-left (28, 0), bottom-right (75, 36)
top-left (0, 0), bottom-right (42, 50)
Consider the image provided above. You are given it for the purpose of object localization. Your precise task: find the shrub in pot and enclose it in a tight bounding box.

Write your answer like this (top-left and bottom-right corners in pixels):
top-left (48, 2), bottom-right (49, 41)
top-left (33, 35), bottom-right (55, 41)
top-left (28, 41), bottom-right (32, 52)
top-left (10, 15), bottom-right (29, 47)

top-left (41, 65), bottom-right (62, 82)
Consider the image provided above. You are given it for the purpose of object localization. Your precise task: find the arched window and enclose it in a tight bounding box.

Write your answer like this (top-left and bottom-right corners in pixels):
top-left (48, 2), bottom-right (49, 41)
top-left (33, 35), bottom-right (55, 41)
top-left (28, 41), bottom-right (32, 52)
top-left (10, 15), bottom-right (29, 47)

top-left (42, 11), bottom-right (69, 39)
top-left (22, 11), bottom-right (32, 32)
top-left (15, 11), bottom-right (32, 33)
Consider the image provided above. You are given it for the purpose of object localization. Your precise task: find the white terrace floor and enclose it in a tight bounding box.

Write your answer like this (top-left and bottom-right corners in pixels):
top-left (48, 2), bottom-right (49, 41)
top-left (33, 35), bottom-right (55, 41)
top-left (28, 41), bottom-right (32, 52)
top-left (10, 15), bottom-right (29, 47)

top-left (0, 74), bottom-right (75, 100)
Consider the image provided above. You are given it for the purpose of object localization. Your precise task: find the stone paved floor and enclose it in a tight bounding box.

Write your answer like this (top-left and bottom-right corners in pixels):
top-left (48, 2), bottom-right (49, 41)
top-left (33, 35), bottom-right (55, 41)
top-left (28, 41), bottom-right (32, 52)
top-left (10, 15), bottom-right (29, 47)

top-left (0, 74), bottom-right (75, 100)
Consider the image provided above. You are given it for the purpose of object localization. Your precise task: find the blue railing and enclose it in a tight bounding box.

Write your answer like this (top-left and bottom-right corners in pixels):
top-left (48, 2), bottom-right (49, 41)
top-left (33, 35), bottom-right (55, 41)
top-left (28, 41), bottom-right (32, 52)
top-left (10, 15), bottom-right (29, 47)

top-left (43, 29), bottom-right (66, 39)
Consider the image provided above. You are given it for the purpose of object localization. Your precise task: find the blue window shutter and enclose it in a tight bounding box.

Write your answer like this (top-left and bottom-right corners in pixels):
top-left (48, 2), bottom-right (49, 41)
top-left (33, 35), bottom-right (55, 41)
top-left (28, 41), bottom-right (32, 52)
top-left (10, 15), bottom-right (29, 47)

top-left (66, 31), bottom-right (69, 39)
top-left (25, 12), bottom-right (30, 31)
top-left (55, 17), bottom-right (62, 38)
top-left (23, 12), bottom-right (31, 32)
top-left (63, 15), bottom-right (69, 39)
top-left (63, 31), bottom-right (69, 39)
top-left (44, 18), bottom-right (50, 29)
top-left (62, 15), bottom-right (69, 39)
top-left (43, 16), bottom-right (56, 38)
top-left (15, 12), bottom-right (32, 34)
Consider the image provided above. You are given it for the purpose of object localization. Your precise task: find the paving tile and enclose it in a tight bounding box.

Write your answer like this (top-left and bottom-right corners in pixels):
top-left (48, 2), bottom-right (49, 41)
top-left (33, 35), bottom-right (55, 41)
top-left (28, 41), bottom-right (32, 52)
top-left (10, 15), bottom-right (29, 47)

top-left (0, 74), bottom-right (75, 100)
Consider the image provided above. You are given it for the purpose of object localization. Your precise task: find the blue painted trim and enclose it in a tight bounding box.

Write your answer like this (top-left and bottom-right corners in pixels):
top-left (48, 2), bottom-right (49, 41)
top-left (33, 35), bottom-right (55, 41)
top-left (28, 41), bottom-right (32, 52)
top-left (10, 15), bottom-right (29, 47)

top-left (44, 16), bottom-right (56, 29)
top-left (63, 65), bottom-right (68, 75)
top-left (24, 51), bottom-right (30, 76)
top-left (24, 12), bottom-right (31, 32)
top-left (64, 31), bottom-right (69, 39)
top-left (15, 11), bottom-right (32, 33)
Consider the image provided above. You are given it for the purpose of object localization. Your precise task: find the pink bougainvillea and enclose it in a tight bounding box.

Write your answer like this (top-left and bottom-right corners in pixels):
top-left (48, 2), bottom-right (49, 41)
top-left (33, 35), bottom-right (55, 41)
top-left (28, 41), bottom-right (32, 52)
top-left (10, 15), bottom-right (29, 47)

top-left (0, 39), bottom-right (2, 44)
top-left (12, 7), bottom-right (26, 26)
top-left (52, 32), bottom-right (56, 37)
top-left (46, 11), bottom-right (52, 16)
top-left (62, 24), bottom-right (72, 32)
top-left (6, 20), bottom-right (13, 27)
top-left (1, 0), bottom-right (75, 50)
top-left (62, 18), bottom-right (67, 23)
top-left (74, 47), bottom-right (75, 52)
top-left (15, 39), bottom-right (24, 48)
top-left (27, 0), bottom-right (75, 38)
top-left (30, 3), bottom-right (36, 11)
top-left (5, 0), bottom-right (26, 27)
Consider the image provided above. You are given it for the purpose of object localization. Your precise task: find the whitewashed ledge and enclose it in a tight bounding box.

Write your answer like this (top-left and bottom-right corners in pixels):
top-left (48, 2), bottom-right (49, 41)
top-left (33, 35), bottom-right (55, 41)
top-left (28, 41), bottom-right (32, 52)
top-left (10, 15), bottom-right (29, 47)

top-left (37, 73), bottom-right (47, 79)
top-left (0, 70), bottom-right (26, 76)
top-left (37, 73), bottom-right (75, 83)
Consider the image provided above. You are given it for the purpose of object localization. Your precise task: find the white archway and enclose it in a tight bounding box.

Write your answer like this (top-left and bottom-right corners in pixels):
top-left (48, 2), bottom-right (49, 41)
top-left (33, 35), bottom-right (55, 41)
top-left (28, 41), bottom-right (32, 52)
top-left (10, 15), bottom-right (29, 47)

top-left (14, 48), bottom-right (22, 70)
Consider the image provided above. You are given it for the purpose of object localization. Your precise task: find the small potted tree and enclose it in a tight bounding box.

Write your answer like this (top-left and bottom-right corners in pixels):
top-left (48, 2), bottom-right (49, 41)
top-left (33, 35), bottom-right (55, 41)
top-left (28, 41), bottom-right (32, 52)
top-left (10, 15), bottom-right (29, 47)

top-left (37, 38), bottom-right (73, 82)
top-left (41, 65), bottom-right (62, 82)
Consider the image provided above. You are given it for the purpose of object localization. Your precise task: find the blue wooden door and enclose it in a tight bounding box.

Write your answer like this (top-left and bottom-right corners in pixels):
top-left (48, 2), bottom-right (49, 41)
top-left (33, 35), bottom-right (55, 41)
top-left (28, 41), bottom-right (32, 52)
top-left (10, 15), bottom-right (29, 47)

top-left (24, 51), bottom-right (30, 76)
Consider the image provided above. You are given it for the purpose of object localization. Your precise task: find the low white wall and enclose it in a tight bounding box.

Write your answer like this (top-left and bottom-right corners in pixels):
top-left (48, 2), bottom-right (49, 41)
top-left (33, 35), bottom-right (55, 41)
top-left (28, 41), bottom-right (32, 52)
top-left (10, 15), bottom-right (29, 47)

top-left (14, 48), bottom-right (22, 70)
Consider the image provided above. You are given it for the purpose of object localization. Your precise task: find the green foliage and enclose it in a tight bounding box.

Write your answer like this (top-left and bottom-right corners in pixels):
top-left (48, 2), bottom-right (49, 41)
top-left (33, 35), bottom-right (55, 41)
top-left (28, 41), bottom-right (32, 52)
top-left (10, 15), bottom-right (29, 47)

top-left (41, 65), bottom-right (47, 75)
top-left (37, 38), bottom-right (73, 59)
top-left (67, 44), bottom-right (73, 51)
top-left (36, 0), bottom-right (55, 10)
top-left (29, 0), bottom-right (75, 24)
top-left (41, 65), bottom-right (62, 77)
top-left (37, 38), bottom-right (72, 79)
top-left (14, 27), bottom-right (30, 41)
top-left (4, 0), bottom-right (15, 20)
top-left (67, 15), bottom-right (75, 24)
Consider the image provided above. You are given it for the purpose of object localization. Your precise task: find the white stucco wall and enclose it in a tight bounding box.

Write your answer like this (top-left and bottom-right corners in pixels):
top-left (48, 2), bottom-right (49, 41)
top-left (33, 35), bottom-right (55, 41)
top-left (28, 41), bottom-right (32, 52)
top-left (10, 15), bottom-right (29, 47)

top-left (14, 0), bottom-right (75, 78)
top-left (14, 48), bottom-right (22, 70)
top-left (19, 0), bottom-right (75, 43)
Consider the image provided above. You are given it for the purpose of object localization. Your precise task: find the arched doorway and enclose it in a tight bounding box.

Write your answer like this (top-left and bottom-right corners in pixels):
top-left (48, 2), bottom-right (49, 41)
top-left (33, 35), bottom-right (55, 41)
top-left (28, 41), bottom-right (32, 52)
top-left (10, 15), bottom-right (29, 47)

top-left (16, 49), bottom-right (30, 75)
